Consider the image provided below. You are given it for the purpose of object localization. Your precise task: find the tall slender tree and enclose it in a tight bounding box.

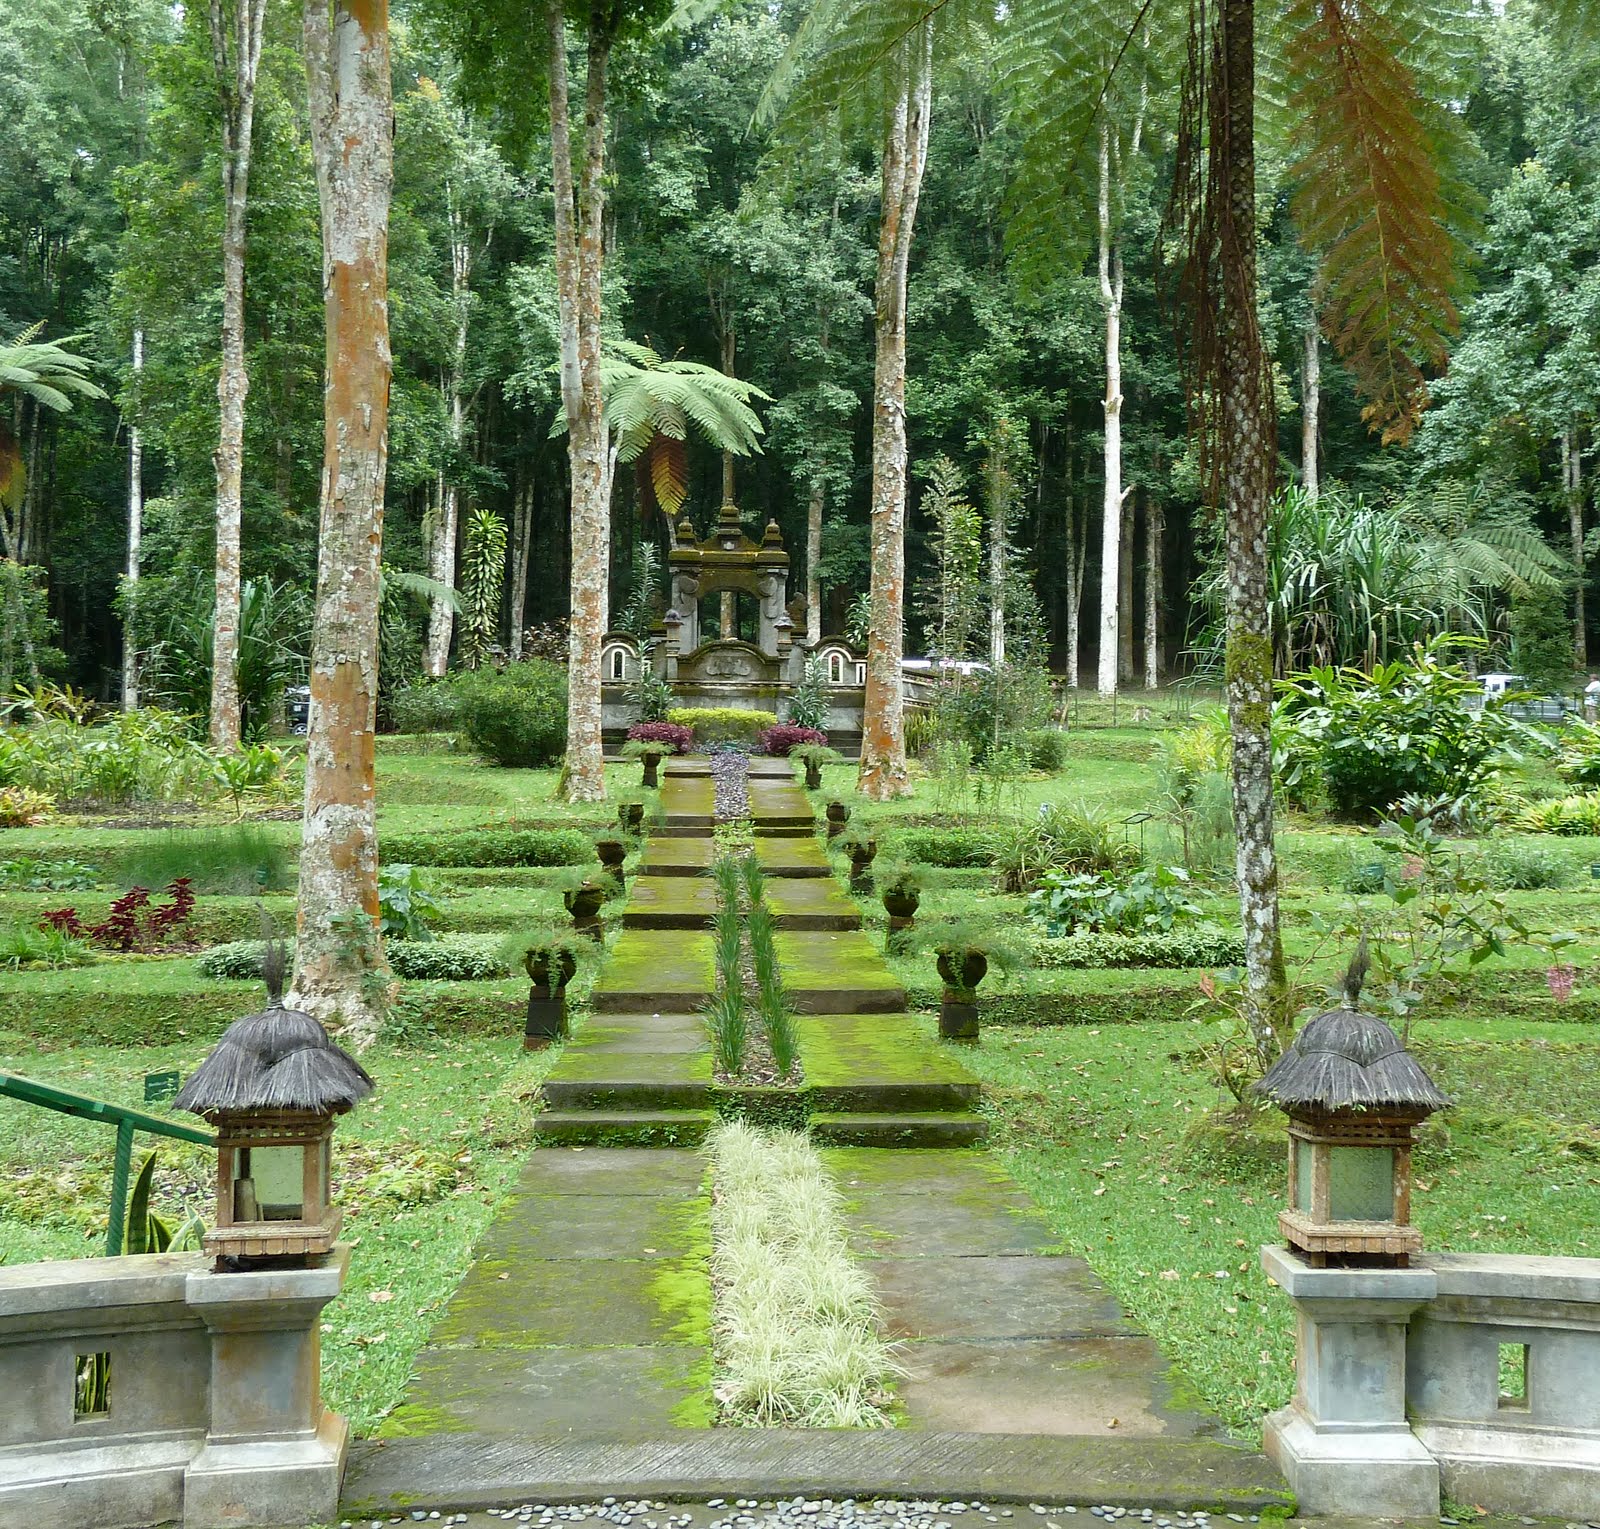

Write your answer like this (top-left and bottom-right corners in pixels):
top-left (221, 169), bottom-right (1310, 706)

top-left (290, 0), bottom-right (396, 1046)
top-left (206, 0), bottom-right (269, 752)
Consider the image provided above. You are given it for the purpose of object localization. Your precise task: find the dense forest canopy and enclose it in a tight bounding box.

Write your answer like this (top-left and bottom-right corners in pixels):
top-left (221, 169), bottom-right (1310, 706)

top-left (0, 0), bottom-right (1596, 699)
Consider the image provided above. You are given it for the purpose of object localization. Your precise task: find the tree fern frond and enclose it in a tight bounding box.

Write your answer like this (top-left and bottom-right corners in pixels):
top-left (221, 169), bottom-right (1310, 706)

top-left (1285, 0), bottom-right (1465, 444)
top-left (647, 434), bottom-right (690, 518)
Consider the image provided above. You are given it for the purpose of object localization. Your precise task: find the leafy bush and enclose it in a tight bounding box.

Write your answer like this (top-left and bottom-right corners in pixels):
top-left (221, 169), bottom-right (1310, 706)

top-left (0, 921), bottom-right (95, 969)
top-left (0, 857), bottom-right (98, 891)
top-left (626, 720), bottom-right (692, 753)
top-left (455, 660), bottom-right (568, 767)
top-left (379, 827), bottom-right (591, 867)
top-left (991, 800), bottom-right (1136, 892)
top-left (42, 879), bottom-right (195, 951)
top-left (1029, 864), bottom-right (1204, 935)
top-left (1556, 719), bottom-right (1600, 786)
top-left (378, 864), bottom-right (444, 941)
top-left (759, 724), bottom-right (826, 757)
top-left (1025, 925), bottom-right (1244, 969)
top-left (1515, 791), bottom-right (1600, 835)
top-left (1022, 728), bottom-right (1068, 772)
top-left (925, 662), bottom-right (1054, 759)
top-left (890, 825), bottom-right (1005, 868)
top-left (115, 825), bottom-right (294, 896)
top-left (389, 679), bottom-right (466, 734)
top-left (627, 667), bottom-right (675, 723)
top-left (1470, 840), bottom-right (1575, 890)
top-left (1275, 638), bottom-right (1529, 818)
top-left (786, 654), bottom-right (830, 733)
top-left (198, 933), bottom-right (510, 983)
top-left (667, 707), bottom-right (777, 744)
top-left (0, 786), bottom-right (55, 826)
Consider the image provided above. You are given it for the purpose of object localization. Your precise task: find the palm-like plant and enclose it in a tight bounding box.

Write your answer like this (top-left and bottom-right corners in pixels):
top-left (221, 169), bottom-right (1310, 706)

top-left (553, 340), bottom-right (770, 524)
top-left (0, 329), bottom-right (106, 520)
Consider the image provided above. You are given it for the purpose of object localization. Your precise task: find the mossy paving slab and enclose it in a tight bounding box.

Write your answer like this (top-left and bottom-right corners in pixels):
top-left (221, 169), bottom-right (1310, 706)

top-left (464, 1192), bottom-right (708, 1265)
top-left (593, 930), bottom-right (716, 1012)
top-left (660, 775), bottom-right (716, 824)
top-left (622, 875), bottom-right (720, 929)
top-left (513, 1147), bottom-right (706, 1196)
top-left (541, 1045), bottom-right (712, 1110)
top-left (640, 837), bottom-right (717, 876)
top-left (344, 1430), bottom-right (1289, 1513)
top-left (747, 778), bottom-right (814, 825)
top-left (798, 1014), bottom-right (979, 1100)
top-left (821, 1147), bottom-right (1018, 1196)
top-left (895, 1336), bottom-right (1222, 1439)
top-left (838, 1185), bottom-right (1060, 1256)
top-left (752, 837), bottom-right (830, 877)
top-left (869, 1255), bottom-right (1140, 1341)
top-left (569, 1012), bottom-right (707, 1055)
top-left (762, 876), bottom-right (861, 930)
top-left (395, 1343), bottom-right (713, 1437)
top-left (773, 930), bottom-right (906, 1013)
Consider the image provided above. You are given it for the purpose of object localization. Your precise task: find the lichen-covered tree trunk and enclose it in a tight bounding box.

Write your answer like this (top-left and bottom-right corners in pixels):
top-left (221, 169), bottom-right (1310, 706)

top-left (805, 477), bottom-right (824, 646)
top-left (551, 2), bottom-right (611, 802)
top-left (207, 0), bottom-right (267, 753)
top-left (508, 466), bottom-right (533, 661)
top-left (1218, 0), bottom-right (1286, 1058)
top-left (1096, 120), bottom-right (1124, 700)
top-left (859, 22), bottom-right (931, 802)
top-left (1565, 421), bottom-right (1586, 669)
top-left (291, 0), bottom-right (396, 1049)
top-left (124, 327), bottom-right (143, 711)
top-left (1301, 314), bottom-right (1320, 503)
top-left (424, 187), bottom-right (472, 677)
top-left (1144, 496), bottom-right (1163, 690)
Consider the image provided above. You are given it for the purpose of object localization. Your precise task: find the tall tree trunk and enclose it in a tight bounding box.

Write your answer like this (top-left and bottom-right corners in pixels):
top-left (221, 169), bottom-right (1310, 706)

top-left (292, 0), bottom-right (396, 1048)
top-left (1096, 119), bottom-right (1125, 698)
top-left (1119, 495), bottom-right (1136, 683)
top-left (805, 477), bottom-right (824, 646)
top-left (424, 187), bottom-right (472, 677)
top-left (551, 1), bottom-right (611, 802)
top-left (124, 327), bottom-right (144, 711)
top-left (988, 494), bottom-right (1006, 668)
top-left (1144, 495), bottom-right (1163, 690)
top-left (1301, 312), bottom-right (1320, 502)
top-left (1217, 0), bottom-right (1286, 1057)
top-left (1565, 420), bottom-right (1586, 670)
top-left (859, 21), bottom-right (932, 802)
top-left (207, 0), bottom-right (268, 753)
top-left (509, 464), bottom-right (533, 662)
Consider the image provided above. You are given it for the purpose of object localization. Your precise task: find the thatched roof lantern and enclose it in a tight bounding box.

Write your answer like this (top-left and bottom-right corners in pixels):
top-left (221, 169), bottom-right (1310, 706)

top-left (1254, 945), bottom-right (1448, 1266)
top-left (177, 948), bottom-right (372, 1267)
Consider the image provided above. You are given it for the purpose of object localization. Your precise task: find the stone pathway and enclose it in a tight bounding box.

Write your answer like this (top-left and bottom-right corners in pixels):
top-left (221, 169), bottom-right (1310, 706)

top-left (347, 756), bottom-right (1280, 1517)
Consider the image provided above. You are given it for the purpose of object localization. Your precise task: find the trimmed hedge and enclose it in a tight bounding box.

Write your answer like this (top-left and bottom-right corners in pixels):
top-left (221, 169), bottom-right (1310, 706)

top-left (379, 828), bottom-right (590, 868)
top-left (666, 706), bottom-right (777, 744)
top-left (199, 934), bottom-right (511, 983)
top-left (1024, 925), bottom-right (1245, 970)
top-left (889, 826), bottom-right (1005, 868)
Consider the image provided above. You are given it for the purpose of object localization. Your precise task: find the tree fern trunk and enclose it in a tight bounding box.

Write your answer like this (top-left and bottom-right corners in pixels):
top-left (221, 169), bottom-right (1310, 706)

top-left (1301, 313), bottom-right (1320, 502)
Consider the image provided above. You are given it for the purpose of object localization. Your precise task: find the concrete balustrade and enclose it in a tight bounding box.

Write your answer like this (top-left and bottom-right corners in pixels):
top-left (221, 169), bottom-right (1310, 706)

top-left (0, 1246), bottom-right (348, 1529)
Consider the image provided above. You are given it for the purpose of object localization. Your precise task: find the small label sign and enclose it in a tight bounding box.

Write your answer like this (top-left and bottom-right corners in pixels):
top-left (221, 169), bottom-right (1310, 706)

top-left (143, 1070), bottom-right (180, 1105)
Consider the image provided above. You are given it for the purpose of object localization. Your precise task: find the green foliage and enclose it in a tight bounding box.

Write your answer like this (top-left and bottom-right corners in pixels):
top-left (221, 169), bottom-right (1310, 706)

top-left (1515, 791), bottom-right (1600, 835)
top-left (1557, 719), bottom-right (1600, 786)
top-left (455, 660), bottom-right (568, 767)
top-left (0, 857), bottom-right (98, 891)
top-left (378, 864), bottom-right (445, 942)
top-left (114, 826), bottom-right (293, 896)
top-left (627, 666), bottom-right (675, 723)
top-left (0, 921), bottom-right (94, 970)
top-left (913, 455), bottom-right (984, 662)
top-left (378, 828), bottom-right (591, 868)
top-left (1470, 839), bottom-right (1575, 890)
top-left (0, 784), bottom-right (54, 826)
top-left (926, 663), bottom-right (1054, 762)
top-left (1021, 728), bottom-right (1068, 773)
top-left (1275, 638), bottom-right (1529, 818)
top-left (199, 933), bottom-right (510, 982)
top-left (1025, 926), bottom-right (1245, 970)
top-left (1508, 586), bottom-right (1575, 694)
top-left (460, 507), bottom-right (508, 669)
top-left (614, 542), bottom-right (663, 638)
top-left (1029, 865), bottom-right (1206, 936)
top-left (211, 742), bottom-right (286, 818)
top-left (389, 679), bottom-right (466, 735)
top-left (785, 654), bottom-right (830, 734)
top-left (667, 707), bottom-right (777, 744)
top-left (990, 800), bottom-right (1137, 893)
top-left (890, 825), bottom-right (1004, 868)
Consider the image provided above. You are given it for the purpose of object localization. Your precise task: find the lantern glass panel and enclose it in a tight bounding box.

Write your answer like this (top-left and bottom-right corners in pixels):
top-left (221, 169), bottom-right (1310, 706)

top-left (1294, 1138), bottom-right (1315, 1214)
top-left (1326, 1145), bottom-right (1394, 1221)
top-left (249, 1145), bottom-right (306, 1221)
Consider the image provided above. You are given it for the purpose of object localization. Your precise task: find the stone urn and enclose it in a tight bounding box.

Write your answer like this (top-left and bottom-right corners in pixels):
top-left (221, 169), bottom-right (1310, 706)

top-left (564, 883), bottom-right (606, 941)
top-left (593, 835), bottom-right (628, 889)
top-left (523, 946), bottom-right (578, 1047)
top-left (881, 884), bottom-right (920, 943)
top-left (847, 838), bottom-right (878, 891)
top-left (639, 748), bottom-right (666, 789)
top-left (936, 949), bottom-right (988, 1042)
top-left (802, 756), bottom-right (824, 790)
top-left (618, 801), bottom-right (645, 833)
top-left (825, 800), bottom-right (850, 839)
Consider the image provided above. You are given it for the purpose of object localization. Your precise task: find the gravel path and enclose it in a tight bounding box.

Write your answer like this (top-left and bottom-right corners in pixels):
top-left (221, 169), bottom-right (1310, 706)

top-left (711, 749), bottom-right (750, 820)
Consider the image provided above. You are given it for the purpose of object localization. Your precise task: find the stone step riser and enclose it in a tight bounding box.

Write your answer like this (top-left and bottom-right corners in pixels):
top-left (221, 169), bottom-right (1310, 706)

top-left (533, 1109), bottom-right (712, 1147)
top-left (809, 1114), bottom-right (988, 1148)
top-left (771, 914), bottom-right (862, 932)
top-left (620, 913), bottom-right (715, 930)
top-left (591, 992), bottom-right (716, 1015)
top-left (788, 993), bottom-right (908, 1015)
top-left (541, 1080), bottom-right (711, 1110)
top-left (542, 1081), bottom-right (977, 1115)
top-left (642, 863), bottom-right (827, 879)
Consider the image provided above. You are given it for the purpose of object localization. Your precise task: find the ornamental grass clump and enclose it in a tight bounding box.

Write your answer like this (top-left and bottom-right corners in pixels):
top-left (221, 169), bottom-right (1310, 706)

top-left (707, 1120), bottom-right (897, 1428)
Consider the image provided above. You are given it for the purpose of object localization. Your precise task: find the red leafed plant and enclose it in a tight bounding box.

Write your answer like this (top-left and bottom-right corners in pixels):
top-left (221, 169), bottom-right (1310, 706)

top-left (40, 878), bottom-right (197, 952)
top-left (759, 724), bottom-right (827, 757)
top-left (626, 721), bottom-right (693, 754)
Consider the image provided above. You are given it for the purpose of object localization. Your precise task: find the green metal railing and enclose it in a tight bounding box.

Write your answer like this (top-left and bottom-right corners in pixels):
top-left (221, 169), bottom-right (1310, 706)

top-left (0, 1071), bottom-right (215, 1256)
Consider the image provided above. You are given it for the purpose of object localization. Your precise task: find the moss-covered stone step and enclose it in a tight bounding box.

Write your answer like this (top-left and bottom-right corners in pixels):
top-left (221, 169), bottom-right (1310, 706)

top-left (809, 1111), bottom-right (987, 1148)
top-left (541, 1045), bottom-right (713, 1111)
top-left (620, 875), bottom-right (719, 929)
top-left (747, 777), bottom-right (815, 828)
top-left (763, 876), bottom-right (860, 931)
top-left (796, 1013), bottom-right (980, 1112)
top-left (638, 837), bottom-right (717, 876)
top-left (592, 930), bottom-right (716, 1013)
top-left (774, 930), bottom-right (907, 1013)
top-left (659, 774), bottom-right (715, 826)
top-left (751, 836), bottom-right (830, 878)
top-left (533, 1107), bottom-right (714, 1146)
top-left (663, 758), bottom-right (711, 777)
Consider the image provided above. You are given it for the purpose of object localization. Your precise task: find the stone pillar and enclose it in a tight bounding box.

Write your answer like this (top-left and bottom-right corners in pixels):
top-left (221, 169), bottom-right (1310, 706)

top-left (1261, 1245), bottom-right (1439, 1517)
top-left (181, 1247), bottom-right (350, 1529)
top-left (661, 611), bottom-right (682, 682)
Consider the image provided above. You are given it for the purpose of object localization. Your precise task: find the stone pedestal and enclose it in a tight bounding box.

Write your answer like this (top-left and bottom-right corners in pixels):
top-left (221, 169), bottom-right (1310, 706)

top-left (182, 1248), bottom-right (349, 1529)
top-left (1260, 1244), bottom-right (1439, 1517)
